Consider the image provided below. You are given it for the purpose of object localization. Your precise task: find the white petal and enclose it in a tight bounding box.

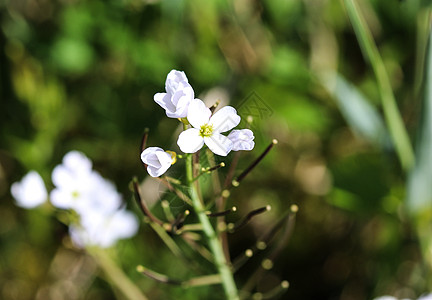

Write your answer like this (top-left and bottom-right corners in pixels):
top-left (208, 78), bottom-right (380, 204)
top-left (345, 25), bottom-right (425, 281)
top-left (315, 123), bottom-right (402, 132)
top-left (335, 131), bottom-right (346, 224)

top-left (177, 128), bottom-right (204, 153)
top-left (209, 106), bottom-right (241, 133)
top-left (50, 189), bottom-right (74, 209)
top-left (51, 165), bottom-right (74, 188)
top-left (148, 151), bottom-right (172, 177)
top-left (62, 151), bottom-right (92, 173)
top-left (155, 151), bottom-right (173, 166)
top-left (141, 147), bottom-right (173, 177)
top-left (170, 82), bottom-right (193, 106)
top-left (166, 84), bottom-right (194, 118)
top-left (141, 147), bottom-right (164, 166)
top-left (166, 70), bottom-right (188, 94)
top-left (187, 99), bottom-right (211, 128)
top-left (11, 171), bottom-right (47, 208)
top-left (154, 92), bottom-right (176, 113)
top-left (81, 174), bottom-right (122, 214)
top-left (107, 210), bottom-right (139, 239)
top-left (204, 133), bottom-right (233, 156)
top-left (227, 129), bottom-right (255, 151)
top-left (147, 166), bottom-right (162, 177)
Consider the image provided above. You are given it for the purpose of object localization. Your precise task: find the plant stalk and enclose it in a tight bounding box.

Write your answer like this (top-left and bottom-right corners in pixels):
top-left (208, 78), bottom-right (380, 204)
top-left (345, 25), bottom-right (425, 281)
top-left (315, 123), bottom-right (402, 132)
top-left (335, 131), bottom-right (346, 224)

top-left (186, 153), bottom-right (239, 300)
top-left (89, 247), bottom-right (148, 300)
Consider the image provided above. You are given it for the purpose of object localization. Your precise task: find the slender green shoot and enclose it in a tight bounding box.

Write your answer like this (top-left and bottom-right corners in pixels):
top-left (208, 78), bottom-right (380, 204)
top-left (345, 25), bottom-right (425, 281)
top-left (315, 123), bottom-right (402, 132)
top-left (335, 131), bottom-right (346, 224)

top-left (186, 153), bottom-right (239, 300)
top-left (344, 0), bottom-right (415, 170)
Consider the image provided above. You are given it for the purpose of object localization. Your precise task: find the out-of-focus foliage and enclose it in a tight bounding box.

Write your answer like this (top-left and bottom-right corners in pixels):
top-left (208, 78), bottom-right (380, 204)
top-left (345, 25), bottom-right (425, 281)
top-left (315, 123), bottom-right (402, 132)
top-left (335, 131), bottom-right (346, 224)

top-left (1, 0), bottom-right (431, 299)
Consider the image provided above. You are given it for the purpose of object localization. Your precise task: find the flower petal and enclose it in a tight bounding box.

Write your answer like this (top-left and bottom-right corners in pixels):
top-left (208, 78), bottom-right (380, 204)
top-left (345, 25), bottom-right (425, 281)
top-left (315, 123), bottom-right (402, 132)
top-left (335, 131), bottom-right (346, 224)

top-left (62, 151), bottom-right (92, 173)
top-left (177, 128), bottom-right (204, 153)
top-left (154, 92), bottom-right (176, 113)
top-left (141, 147), bottom-right (163, 167)
top-left (166, 70), bottom-right (188, 94)
top-left (51, 165), bottom-right (75, 189)
top-left (209, 106), bottom-right (241, 133)
top-left (227, 129), bottom-right (255, 151)
top-left (11, 171), bottom-right (47, 209)
top-left (166, 84), bottom-right (194, 118)
top-left (141, 147), bottom-right (173, 177)
top-left (149, 151), bottom-right (173, 177)
top-left (187, 99), bottom-right (211, 129)
top-left (204, 133), bottom-right (233, 156)
top-left (50, 188), bottom-right (74, 209)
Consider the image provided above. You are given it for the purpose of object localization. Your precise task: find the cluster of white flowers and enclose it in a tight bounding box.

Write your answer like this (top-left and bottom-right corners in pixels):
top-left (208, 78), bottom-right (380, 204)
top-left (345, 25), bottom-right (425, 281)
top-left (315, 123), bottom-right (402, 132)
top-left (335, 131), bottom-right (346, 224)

top-left (141, 70), bottom-right (255, 177)
top-left (10, 151), bottom-right (138, 248)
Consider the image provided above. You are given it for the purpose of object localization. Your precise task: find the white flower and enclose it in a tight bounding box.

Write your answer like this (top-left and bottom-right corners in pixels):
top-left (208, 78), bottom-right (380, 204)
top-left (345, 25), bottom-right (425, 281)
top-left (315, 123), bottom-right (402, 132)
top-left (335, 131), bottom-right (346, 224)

top-left (141, 147), bottom-right (175, 177)
top-left (227, 129), bottom-right (255, 151)
top-left (418, 294), bottom-right (432, 300)
top-left (177, 98), bottom-right (241, 156)
top-left (50, 151), bottom-right (121, 215)
top-left (80, 173), bottom-right (123, 217)
top-left (11, 171), bottom-right (47, 208)
top-left (50, 151), bottom-right (96, 210)
top-left (154, 70), bottom-right (195, 118)
top-left (70, 208), bottom-right (139, 248)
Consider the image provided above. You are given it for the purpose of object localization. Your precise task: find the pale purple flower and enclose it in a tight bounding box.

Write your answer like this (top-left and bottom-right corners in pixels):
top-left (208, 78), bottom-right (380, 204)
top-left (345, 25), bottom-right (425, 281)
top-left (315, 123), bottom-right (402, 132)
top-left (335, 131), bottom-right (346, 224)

top-left (11, 171), bottom-right (47, 208)
top-left (177, 99), bottom-right (241, 156)
top-left (154, 70), bottom-right (195, 118)
top-left (141, 147), bottom-right (175, 177)
top-left (227, 129), bottom-right (255, 151)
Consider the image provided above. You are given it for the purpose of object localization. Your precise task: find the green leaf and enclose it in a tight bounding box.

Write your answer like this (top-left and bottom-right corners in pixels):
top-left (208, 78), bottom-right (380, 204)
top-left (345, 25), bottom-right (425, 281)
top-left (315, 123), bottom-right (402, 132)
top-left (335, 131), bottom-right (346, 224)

top-left (407, 27), bottom-right (432, 213)
top-left (325, 74), bottom-right (389, 147)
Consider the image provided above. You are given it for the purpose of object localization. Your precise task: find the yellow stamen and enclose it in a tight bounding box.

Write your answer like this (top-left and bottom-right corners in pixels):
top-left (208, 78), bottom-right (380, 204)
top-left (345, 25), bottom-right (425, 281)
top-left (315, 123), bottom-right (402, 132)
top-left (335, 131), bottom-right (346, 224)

top-left (166, 151), bottom-right (177, 165)
top-left (199, 124), bottom-right (213, 137)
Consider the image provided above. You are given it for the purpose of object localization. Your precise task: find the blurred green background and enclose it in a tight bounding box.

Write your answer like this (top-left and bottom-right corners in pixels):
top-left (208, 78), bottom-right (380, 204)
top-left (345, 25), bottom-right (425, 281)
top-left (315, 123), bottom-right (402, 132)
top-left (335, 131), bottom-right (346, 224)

top-left (1, 0), bottom-right (432, 299)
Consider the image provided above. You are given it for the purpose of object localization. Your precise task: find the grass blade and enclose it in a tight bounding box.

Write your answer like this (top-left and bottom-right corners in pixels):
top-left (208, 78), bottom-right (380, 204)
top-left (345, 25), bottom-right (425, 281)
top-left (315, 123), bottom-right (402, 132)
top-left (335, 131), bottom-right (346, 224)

top-left (344, 0), bottom-right (415, 170)
top-left (324, 73), bottom-right (389, 147)
top-left (407, 23), bottom-right (432, 213)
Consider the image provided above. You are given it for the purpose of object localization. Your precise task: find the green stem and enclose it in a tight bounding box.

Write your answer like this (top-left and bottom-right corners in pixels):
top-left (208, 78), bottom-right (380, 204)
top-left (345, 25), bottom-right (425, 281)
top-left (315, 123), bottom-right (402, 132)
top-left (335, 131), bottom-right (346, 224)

top-left (89, 247), bottom-right (148, 300)
top-left (344, 0), bottom-right (415, 171)
top-left (186, 153), bottom-right (239, 300)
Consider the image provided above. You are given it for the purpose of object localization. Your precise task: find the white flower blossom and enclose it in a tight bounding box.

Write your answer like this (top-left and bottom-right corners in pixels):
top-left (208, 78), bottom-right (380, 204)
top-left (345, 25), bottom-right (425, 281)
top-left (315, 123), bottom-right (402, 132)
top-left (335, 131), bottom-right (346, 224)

top-left (177, 98), bottom-right (241, 156)
top-left (227, 129), bottom-right (255, 151)
top-left (70, 208), bottom-right (139, 248)
top-left (50, 150), bottom-right (138, 248)
top-left (154, 70), bottom-right (195, 118)
top-left (141, 147), bottom-right (175, 177)
top-left (50, 151), bottom-right (97, 210)
top-left (11, 171), bottom-right (47, 208)
top-left (50, 151), bottom-right (121, 215)
top-left (418, 294), bottom-right (432, 300)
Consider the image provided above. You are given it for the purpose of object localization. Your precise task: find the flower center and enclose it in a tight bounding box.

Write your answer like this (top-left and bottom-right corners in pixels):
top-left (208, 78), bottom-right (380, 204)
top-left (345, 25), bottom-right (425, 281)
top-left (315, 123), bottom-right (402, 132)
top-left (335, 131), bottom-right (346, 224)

top-left (199, 124), bottom-right (214, 137)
